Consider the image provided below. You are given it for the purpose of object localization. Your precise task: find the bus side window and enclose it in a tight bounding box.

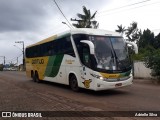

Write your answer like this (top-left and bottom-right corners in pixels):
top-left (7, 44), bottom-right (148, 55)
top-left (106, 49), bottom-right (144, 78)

top-left (60, 37), bottom-right (75, 57)
top-left (48, 41), bottom-right (55, 56)
top-left (33, 46), bottom-right (38, 57)
top-left (65, 37), bottom-right (75, 57)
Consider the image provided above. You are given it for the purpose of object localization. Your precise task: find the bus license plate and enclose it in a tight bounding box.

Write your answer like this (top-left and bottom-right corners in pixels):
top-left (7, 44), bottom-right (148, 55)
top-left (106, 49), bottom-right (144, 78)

top-left (115, 83), bottom-right (122, 87)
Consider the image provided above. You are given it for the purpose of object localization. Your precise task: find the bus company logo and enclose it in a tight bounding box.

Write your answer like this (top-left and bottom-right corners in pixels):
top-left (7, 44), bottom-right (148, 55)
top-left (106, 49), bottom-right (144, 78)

top-left (65, 59), bottom-right (75, 64)
top-left (2, 112), bottom-right (11, 117)
top-left (32, 59), bottom-right (44, 64)
top-left (82, 79), bottom-right (92, 88)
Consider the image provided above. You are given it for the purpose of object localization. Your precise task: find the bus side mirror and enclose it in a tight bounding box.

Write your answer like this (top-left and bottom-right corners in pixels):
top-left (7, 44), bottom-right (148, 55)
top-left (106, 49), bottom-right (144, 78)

top-left (80, 40), bottom-right (95, 55)
top-left (126, 41), bottom-right (138, 54)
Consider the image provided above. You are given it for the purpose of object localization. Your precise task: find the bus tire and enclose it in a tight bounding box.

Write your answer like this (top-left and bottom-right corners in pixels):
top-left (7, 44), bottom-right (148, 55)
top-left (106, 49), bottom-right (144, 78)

top-left (35, 71), bottom-right (41, 83)
top-left (69, 75), bottom-right (79, 92)
top-left (31, 71), bottom-right (36, 82)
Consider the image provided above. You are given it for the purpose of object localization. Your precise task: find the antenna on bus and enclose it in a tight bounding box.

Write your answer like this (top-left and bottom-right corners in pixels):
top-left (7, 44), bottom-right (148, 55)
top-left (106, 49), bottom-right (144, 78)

top-left (53, 0), bottom-right (73, 29)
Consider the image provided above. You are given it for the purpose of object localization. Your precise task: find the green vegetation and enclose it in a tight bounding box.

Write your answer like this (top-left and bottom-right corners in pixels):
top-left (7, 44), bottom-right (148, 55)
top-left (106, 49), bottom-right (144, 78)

top-left (144, 49), bottom-right (160, 80)
top-left (116, 22), bottom-right (160, 80)
top-left (116, 21), bottom-right (141, 42)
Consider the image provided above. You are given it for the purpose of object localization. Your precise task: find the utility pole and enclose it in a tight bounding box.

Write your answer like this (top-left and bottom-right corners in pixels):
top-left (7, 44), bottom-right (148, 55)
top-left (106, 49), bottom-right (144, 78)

top-left (4, 56), bottom-right (5, 65)
top-left (15, 41), bottom-right (25, 70)
top-left (17, 57), bottom-right (18, 66)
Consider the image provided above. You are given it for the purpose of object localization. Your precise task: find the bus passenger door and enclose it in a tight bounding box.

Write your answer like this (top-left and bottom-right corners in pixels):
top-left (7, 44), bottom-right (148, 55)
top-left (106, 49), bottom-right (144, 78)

top-left (80, 45), bottom-right (92, 88)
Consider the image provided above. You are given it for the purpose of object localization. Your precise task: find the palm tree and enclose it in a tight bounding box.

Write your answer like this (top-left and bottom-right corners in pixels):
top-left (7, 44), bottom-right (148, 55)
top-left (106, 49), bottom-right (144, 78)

top-left (126, 22), bottom-right (139, 42)
top-left (115, 24), bottom-right (126, 35)
top-left (72, 6), bottom-right (99, 28)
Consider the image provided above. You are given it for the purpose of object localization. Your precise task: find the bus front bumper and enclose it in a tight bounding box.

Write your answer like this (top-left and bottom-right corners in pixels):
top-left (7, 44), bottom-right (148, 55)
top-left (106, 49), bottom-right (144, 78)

top-left (93, 76), bottom-right (133, 91)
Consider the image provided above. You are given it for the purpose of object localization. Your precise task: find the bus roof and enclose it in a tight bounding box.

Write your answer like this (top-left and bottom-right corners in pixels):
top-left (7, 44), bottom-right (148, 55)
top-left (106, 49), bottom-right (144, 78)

top-left (26, 28), bottom-right (121, 48)
top-left (70, 28), bottom-right (121, 36)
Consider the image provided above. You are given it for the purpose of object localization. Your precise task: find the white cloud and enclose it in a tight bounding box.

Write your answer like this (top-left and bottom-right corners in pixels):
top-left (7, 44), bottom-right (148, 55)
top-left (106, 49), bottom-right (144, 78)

top-left (97, 0), bottom-right (160, 33)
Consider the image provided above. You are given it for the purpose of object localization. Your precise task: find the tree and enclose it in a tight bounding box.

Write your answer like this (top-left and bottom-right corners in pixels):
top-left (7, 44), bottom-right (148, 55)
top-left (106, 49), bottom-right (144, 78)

top-left (115, 21), bottom-right (141, 42)
top-left (115, 24), bottom-right (126, 36)
top-left (71, 6), bottom-right (99, 28)
top-left (138, 29), bottom-right (155, 49)
top-left (154, 33), bottom-right (160, 49)
top-left (125, 21), bottom-right (141, 42)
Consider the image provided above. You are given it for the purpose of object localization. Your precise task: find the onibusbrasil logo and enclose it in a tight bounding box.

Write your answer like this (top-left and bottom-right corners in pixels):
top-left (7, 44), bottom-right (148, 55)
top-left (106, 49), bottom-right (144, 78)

top-left (1, 112), bottom-right (42, 118)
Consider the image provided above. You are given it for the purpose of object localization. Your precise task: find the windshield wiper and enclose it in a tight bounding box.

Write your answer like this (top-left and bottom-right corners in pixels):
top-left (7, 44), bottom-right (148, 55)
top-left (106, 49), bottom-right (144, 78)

top-left (109, 39), bottom-right (127, 70)
top-left (114, 51), bottom-right (126, 70)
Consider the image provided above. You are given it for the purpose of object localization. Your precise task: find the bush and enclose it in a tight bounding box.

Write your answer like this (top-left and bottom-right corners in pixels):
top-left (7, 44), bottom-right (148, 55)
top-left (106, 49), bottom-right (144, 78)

top-left (144, 49), bottom-right (160, 80)
top-left (132, 46), bottom-right (154, 61)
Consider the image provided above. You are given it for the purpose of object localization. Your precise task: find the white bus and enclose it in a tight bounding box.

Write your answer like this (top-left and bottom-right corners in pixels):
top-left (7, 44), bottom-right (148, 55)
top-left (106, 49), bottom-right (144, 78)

top-left (25, 28), bottom-right (138, 91)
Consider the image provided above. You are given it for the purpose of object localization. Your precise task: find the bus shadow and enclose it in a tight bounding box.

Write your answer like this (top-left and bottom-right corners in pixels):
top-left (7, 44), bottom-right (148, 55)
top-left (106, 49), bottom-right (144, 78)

top-left (79, 88), bottom-right (129, 96)
top-left (34, 80), bottom-right (71, 90)
top-left (29, 80), bottom-right (129, 96)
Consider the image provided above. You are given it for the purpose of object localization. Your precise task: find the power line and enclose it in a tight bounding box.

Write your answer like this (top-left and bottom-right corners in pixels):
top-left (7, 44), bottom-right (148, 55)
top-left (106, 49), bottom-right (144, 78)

top-left (97, 1), bottom-right (160, 17)
top-left (98, 0), bottom-right (151, 14)
top-left (52, 0), bottom-right (73, 29)
top-left (128, 1), bottom-right (160, 11)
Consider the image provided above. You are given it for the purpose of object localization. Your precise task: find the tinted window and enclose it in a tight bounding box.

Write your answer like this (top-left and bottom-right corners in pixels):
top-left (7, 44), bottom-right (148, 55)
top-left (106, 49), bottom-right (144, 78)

top-left (25, 35), bottom-right (75, 58)
top-left (60, 37), bottom-right (75, 57)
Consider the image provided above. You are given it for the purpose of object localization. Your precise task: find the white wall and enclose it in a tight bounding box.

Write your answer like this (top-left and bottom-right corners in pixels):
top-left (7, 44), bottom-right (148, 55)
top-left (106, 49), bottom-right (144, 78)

top-left (134, 61), bottom-right (152, 79)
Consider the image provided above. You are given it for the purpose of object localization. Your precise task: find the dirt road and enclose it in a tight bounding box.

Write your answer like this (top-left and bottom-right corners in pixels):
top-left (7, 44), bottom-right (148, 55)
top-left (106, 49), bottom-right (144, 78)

top-left (0, 71), bottom-right (159, 120)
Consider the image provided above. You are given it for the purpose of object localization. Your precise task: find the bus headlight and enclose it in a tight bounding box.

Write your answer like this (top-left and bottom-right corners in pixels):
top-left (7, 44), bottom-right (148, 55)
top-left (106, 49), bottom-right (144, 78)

top-left (99, 76), bottom-right (104, 80)
top-left (90, 73), bottom-right (104, 80)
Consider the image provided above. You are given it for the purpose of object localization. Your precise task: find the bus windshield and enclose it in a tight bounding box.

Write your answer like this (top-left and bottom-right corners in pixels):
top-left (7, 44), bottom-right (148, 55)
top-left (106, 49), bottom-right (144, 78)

top-left (89, 36), bottom-right (131, 71)
top-left (73, 34), bottom-right (131, 73)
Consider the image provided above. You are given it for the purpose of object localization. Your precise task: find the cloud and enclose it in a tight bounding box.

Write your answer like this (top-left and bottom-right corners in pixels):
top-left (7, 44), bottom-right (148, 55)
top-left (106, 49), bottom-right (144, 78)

top-left (0, 0), bottom-right (109, 64)
top-left (0, 0), bottom-right (108, 33)
top-left (0, 0), bottom-right (53, 32)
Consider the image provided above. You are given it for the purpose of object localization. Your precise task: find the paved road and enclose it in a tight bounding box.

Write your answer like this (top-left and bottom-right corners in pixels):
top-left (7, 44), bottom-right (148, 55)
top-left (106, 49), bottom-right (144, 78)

top-left (0, 71), bottom-right (160, 120)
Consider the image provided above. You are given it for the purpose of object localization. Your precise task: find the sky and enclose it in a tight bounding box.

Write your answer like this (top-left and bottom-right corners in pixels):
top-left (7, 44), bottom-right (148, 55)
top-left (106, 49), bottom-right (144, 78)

top-left (0, 0), bottom-right (160, 65)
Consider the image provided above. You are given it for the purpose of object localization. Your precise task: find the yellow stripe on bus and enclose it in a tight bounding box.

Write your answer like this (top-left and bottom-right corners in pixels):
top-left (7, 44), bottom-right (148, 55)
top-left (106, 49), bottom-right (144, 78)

top-left (27, 35), bottom-right (57, 48)
top-left (100, 72), bottom-right (120, 79)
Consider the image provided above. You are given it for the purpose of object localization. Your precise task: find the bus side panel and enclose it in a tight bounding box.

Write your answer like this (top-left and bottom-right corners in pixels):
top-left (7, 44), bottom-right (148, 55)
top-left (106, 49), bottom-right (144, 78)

top-left (64, 55), bottom-right (81, 85)
top-left (58, 55), bottom-right (97, 90)
top-left (78, 67), bottom-right (97, 90)
top-left (25, 57), bottom-right (49, 80)
top-left (25, 58), bottom-right (34, 78)
top-left (63, 55), bottom-right (97, 90)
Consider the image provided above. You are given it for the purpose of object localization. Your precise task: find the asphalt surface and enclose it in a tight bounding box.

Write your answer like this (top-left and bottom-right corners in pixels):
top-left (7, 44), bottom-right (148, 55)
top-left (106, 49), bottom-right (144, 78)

top-left (0, 71), bottom-right (160, 120)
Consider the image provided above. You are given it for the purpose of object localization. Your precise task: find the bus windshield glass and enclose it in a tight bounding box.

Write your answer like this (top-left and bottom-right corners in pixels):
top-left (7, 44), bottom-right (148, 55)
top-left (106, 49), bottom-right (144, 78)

top-left (89, 36), bottom-right (131, 71)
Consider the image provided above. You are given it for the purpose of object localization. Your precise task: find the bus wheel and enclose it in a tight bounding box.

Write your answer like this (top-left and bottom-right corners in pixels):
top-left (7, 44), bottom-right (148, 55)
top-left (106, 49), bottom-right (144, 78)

top-left (35, 72), bottom-right (41, 83)
top-left (31, 71), bottom-right (36, 82)
top-left (69, 75), bottom-right (79, 92)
